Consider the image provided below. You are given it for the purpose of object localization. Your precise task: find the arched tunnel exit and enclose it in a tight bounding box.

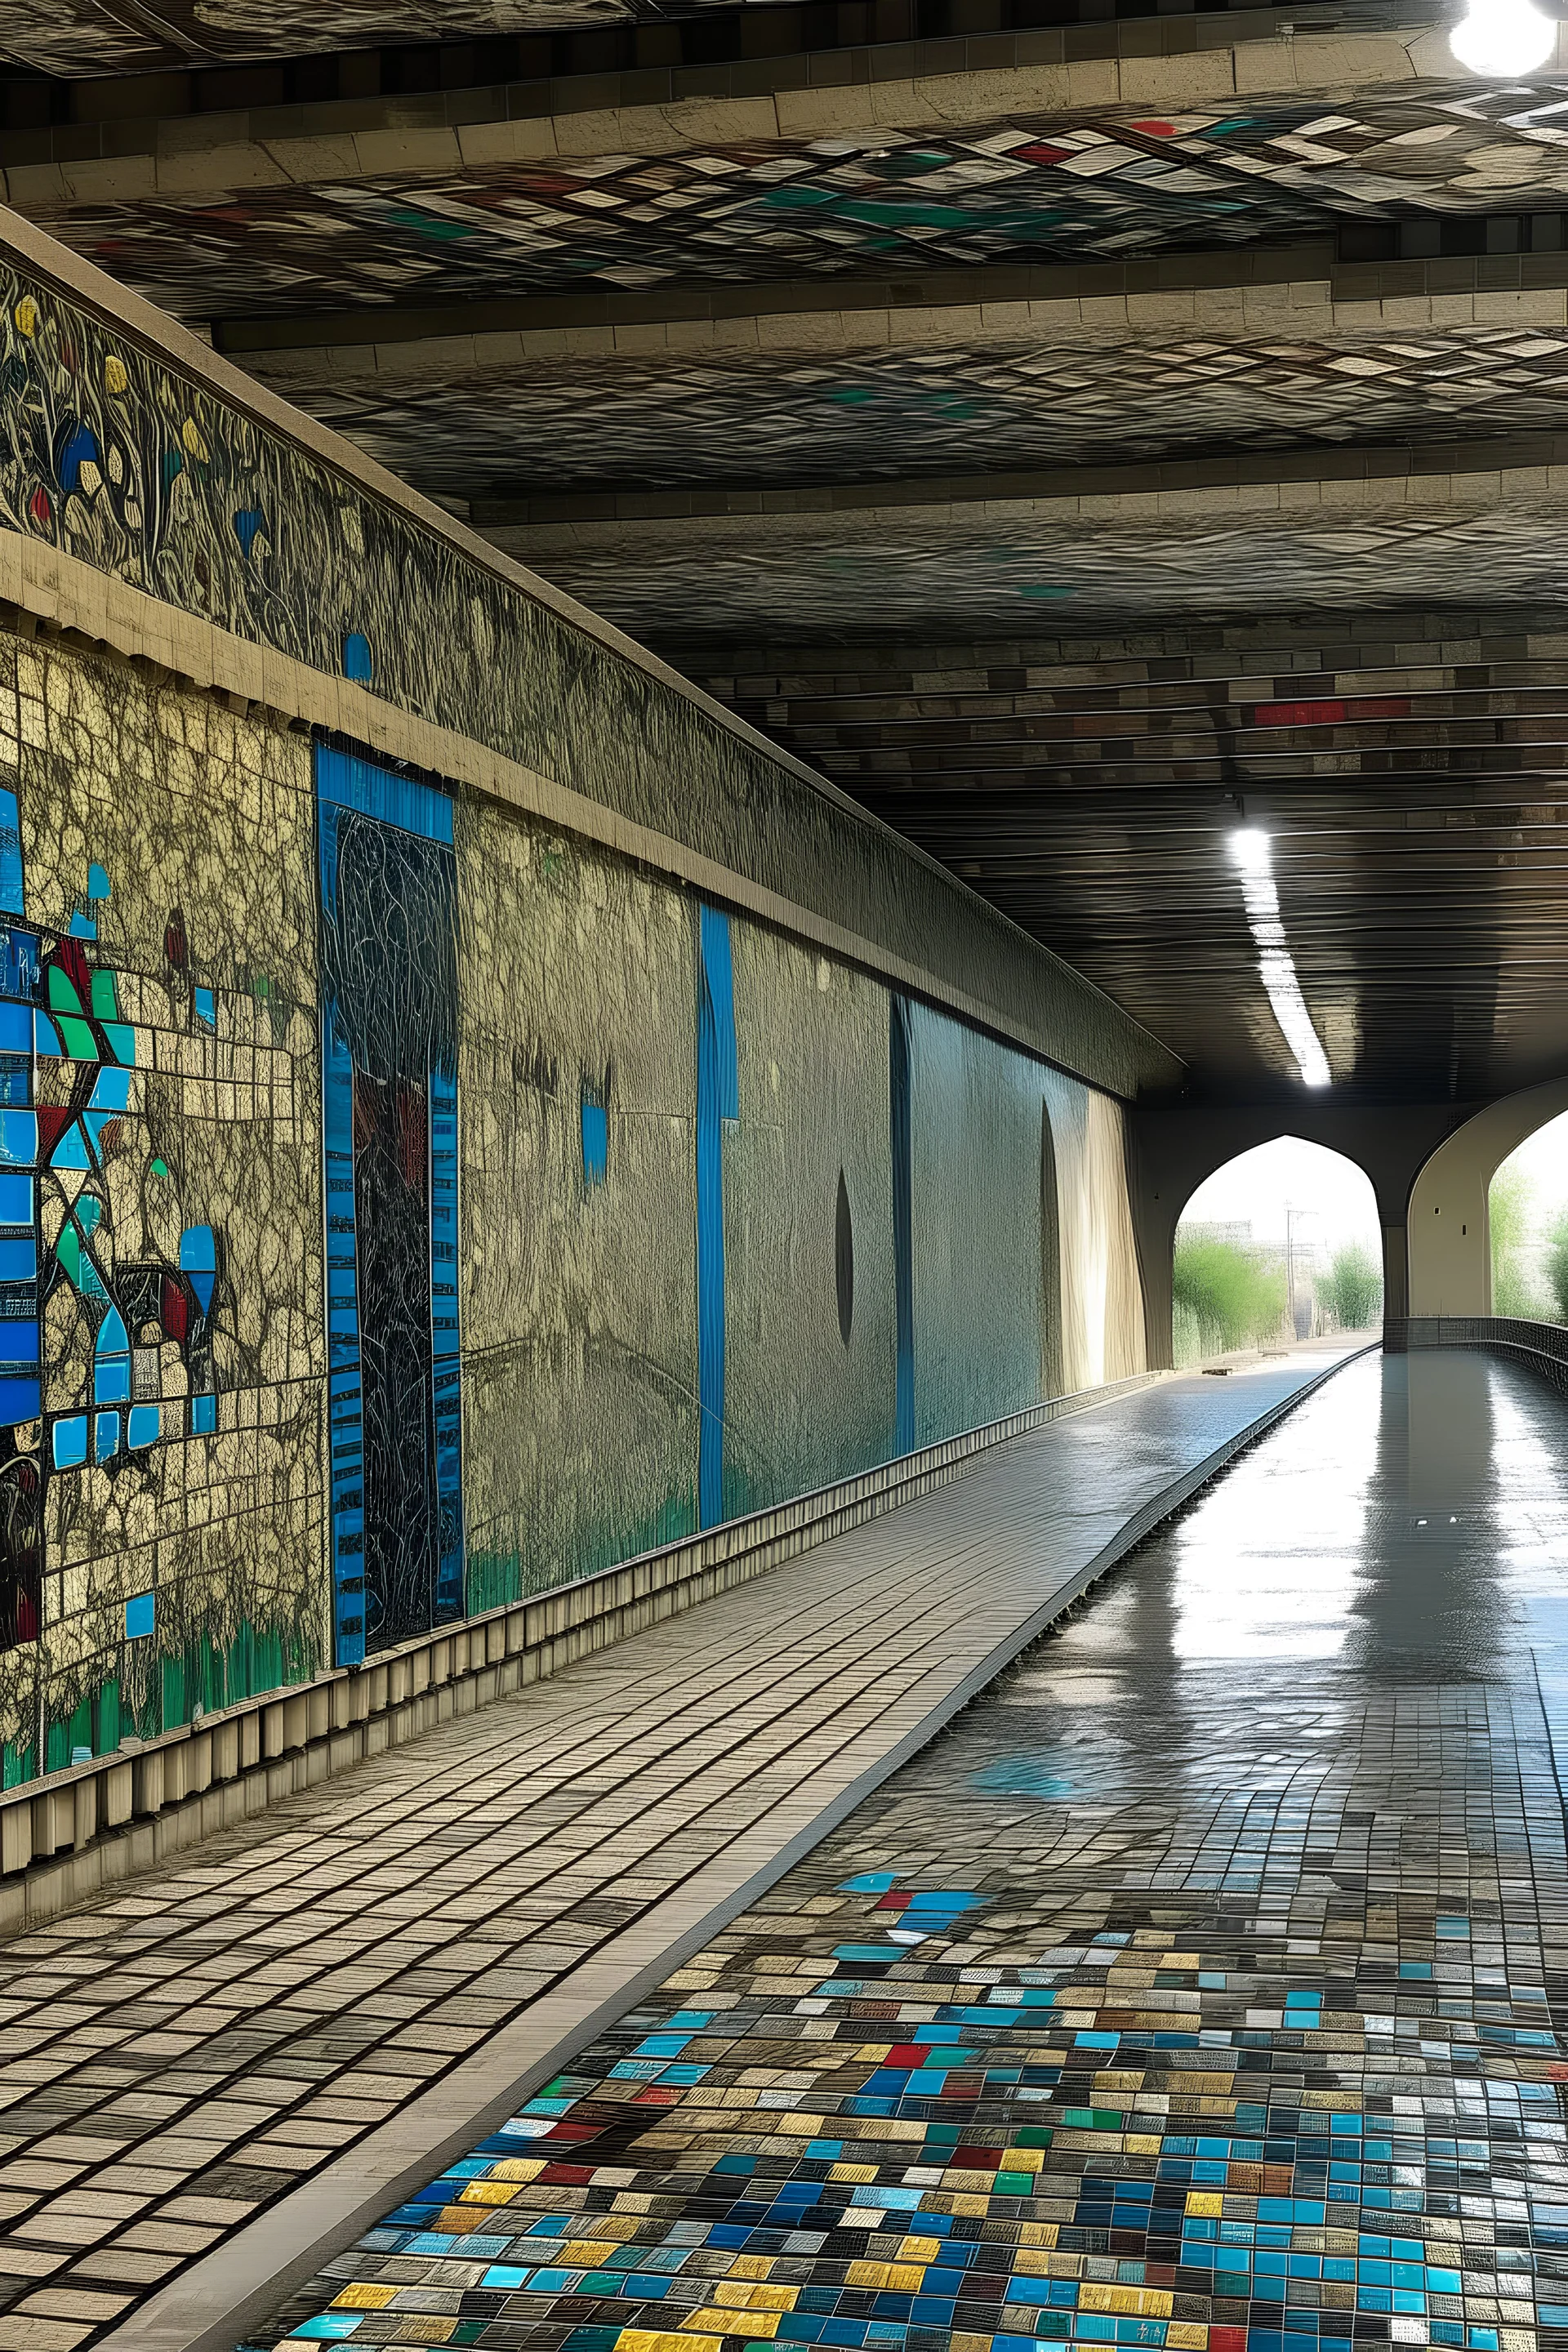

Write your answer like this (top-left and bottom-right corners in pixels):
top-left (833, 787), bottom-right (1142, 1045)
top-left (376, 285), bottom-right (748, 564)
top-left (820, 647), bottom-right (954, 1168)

top-left (1172, 1138), bottom-right (1384, 1364)
top-left (1125, 1101), bottom-right (1461, 1369)
top-left (1129, 1080), bottom-right (1568, 1363)
top-left (1406, 1077), bottom-right (1568, 1318)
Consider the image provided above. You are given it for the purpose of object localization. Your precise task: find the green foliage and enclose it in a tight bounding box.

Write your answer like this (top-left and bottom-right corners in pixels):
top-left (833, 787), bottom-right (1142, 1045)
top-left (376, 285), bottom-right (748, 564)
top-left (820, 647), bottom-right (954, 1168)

top-left (1490, 1162), bottom-right (1530, 1258)
top-left (1544, 1209), bottom-right (1568, 1324)
top-left (1171, 1298), bottom-right (1206, 1370)
top-left (1319, 1241), bottom-right (1382, 1331)
top-left (1494, 1257), bottom-right (1537, 1318)
top-left (1490, 1162), bottom-right (1544, 1318)
top-left (1172, 1236), bottom-right (1288, 1361)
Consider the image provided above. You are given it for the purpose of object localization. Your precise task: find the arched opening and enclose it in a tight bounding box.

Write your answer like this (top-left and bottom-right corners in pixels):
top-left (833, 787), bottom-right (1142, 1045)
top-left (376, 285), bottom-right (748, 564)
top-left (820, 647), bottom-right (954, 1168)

top-left (1406, 1076), bottom-right (1568, 1317)
top-left (1174, 1137), bottom-right (1383, 1368)
top-left (1489, 1106), bottom-right (1568, 1321)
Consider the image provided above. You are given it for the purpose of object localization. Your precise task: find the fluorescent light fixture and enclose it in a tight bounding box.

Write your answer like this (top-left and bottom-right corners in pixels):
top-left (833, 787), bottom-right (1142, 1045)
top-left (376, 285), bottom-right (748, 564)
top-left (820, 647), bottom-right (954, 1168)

top-left (1227, 830), bottom-right (1331, 1089)
top-left (1451, 0), bottom-right (1556, 74)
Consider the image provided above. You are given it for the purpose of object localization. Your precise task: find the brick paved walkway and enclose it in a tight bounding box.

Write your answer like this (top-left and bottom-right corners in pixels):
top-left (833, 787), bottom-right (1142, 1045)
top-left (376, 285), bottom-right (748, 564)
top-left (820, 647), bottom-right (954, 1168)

top-left (253, 1347), bottom-right (1568, 2352)
top-left (0, 1349), bottom-right (1357, 2352)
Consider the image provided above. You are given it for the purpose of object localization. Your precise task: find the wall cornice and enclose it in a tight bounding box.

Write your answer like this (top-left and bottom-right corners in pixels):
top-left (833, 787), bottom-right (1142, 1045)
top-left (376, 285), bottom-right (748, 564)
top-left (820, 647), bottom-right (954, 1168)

top-left (0, 204), bottom-right (1181, 1101)
top-left (0, 528), bottom-right (1174, 1096)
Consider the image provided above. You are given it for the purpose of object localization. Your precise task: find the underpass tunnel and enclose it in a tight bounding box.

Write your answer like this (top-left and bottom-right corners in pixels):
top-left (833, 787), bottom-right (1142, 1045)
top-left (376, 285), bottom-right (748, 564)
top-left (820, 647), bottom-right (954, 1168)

top-left (10, 2), bottom-right (1568, 2341)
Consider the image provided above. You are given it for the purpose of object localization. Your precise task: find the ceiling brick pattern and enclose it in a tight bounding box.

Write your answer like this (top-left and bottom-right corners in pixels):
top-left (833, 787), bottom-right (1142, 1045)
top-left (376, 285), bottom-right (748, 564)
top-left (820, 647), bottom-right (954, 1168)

top-left (698, 616), bottom-right (1568, 1096)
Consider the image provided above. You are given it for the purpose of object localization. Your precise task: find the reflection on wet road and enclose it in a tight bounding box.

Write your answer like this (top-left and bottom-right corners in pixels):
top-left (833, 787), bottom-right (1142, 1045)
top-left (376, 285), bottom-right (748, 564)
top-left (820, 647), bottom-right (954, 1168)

top-left (259, 1352), bottom-right (1568, 2352)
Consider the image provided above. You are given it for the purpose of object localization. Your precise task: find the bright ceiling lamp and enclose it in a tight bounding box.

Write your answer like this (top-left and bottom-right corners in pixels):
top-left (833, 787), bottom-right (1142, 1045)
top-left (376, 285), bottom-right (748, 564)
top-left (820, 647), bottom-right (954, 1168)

top-left (1227, 830), bottom-right (1331, 1089)
top-left (1450, 0), bottom-right (1556, 74)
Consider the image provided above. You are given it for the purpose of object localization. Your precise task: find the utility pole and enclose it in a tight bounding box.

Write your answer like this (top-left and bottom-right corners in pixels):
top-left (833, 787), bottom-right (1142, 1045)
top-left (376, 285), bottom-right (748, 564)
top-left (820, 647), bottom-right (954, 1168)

top-left (1285, 1204), bottom-right (1319, 1339)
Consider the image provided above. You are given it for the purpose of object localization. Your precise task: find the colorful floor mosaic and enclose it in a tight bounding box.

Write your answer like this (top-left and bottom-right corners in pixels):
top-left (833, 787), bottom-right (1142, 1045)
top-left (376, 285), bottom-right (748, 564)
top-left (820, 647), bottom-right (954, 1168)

top-left (249, 1349), bottom-right (1568, 2352)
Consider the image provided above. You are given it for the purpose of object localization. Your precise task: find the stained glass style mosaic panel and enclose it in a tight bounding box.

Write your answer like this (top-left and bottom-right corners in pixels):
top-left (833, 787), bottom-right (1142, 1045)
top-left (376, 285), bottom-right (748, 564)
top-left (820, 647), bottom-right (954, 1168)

top-left (0, 629), bottom-right (325, 1782)
top-left (318, 747), bottom-right (463, 1663)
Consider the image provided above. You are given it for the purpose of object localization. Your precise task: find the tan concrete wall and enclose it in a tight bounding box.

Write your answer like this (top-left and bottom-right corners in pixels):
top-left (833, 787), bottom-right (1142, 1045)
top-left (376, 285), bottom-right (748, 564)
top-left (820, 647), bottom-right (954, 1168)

top-left (1407, 1077), bottom-right (1568, 1315)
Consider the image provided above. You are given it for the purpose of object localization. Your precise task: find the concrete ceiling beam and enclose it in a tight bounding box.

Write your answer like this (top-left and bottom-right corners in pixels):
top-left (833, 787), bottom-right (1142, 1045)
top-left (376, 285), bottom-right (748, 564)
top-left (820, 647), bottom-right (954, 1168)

top-left (227, 256), bottom-right (1568, 408)
top-left (479, 443), bottom-right (1568, 640)
top-left (493, 434), bottom-right (1568, 536)
top-left (0, 19), bottom-right (1486, 213)
top-left (225, 243), bottom-right (1345, 372)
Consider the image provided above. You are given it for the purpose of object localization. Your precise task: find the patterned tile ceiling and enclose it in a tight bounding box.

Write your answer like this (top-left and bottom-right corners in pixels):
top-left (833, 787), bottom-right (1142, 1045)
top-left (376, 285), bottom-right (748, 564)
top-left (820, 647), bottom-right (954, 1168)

top-left (37, 81), bottom-right (1568, 321)
top-left (272, 323), bottom-right (1568, 496)
top-left (502, 499), bottom-right (1568, 646)
top-left (0, 0), bottom-right (774, 78)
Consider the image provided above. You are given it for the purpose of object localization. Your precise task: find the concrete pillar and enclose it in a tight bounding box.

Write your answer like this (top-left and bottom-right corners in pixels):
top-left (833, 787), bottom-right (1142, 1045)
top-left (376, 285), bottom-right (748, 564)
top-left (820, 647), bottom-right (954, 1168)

top-left (1380, 1223), bottom-right (1409, 1327)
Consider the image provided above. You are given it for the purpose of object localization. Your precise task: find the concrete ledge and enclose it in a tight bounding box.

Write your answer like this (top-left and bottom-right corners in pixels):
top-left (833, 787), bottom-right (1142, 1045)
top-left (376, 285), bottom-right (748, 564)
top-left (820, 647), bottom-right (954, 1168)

top-left (0, 23), bottom-right (1450, 199)
top-left (100, 1343), bottom-right (1366, 2352)
top-left (1389, 1313), bottom-right (1568, 1393)
top-left (0, 1368), bottom-right (1162, 1936)
top-left (0, 546), bottom-right (1178, 1100)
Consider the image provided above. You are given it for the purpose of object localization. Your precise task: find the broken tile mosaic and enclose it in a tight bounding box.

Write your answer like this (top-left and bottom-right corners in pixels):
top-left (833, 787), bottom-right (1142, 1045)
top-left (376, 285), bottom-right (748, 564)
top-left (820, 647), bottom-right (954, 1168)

top-left (251, 1351), bottom-right (1568, 2352)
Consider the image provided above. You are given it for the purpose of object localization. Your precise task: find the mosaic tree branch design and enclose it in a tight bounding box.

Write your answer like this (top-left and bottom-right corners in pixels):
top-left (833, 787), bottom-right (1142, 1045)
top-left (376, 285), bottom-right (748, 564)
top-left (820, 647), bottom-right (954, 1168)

top-left (0, 795), bottom-right (228, 1720)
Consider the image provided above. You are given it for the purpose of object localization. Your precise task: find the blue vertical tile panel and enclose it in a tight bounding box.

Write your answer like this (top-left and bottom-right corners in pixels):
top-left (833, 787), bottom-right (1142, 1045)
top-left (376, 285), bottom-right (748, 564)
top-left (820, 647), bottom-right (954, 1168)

top-left (0, 791), bottom-right (24, 922)
top-left (890, 993), bottom-right (915, 1457)
top-left (316, 744), bottom-right (463, 1662)
top-left (429, 1061), bottom-right (464, 1624)
top-left (321, 979), bottom-right (364, 1666)
top-left (0, 827), bottom-right (40, 1455)
top-left (581, 1099), bottom-right (608, 1187)
top-left (697, 905), bottom-right (737, 1530)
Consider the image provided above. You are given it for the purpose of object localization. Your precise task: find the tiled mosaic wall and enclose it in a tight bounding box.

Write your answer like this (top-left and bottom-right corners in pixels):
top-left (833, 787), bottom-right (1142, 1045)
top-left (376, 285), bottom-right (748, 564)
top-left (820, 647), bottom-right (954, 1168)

top-left (0, 628), bottom-right (1146, 1778)
top-left (456, 801), bottom-right (698, 1610)
top-left (0, 630), bottom-right (326, 1785)
top-left (905, 1006), bottom-right (1052, 1456)
top-left (722, 924), bottom-right (897, 1526)
top-left (0, 243), bottom-right (1166, 1103)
